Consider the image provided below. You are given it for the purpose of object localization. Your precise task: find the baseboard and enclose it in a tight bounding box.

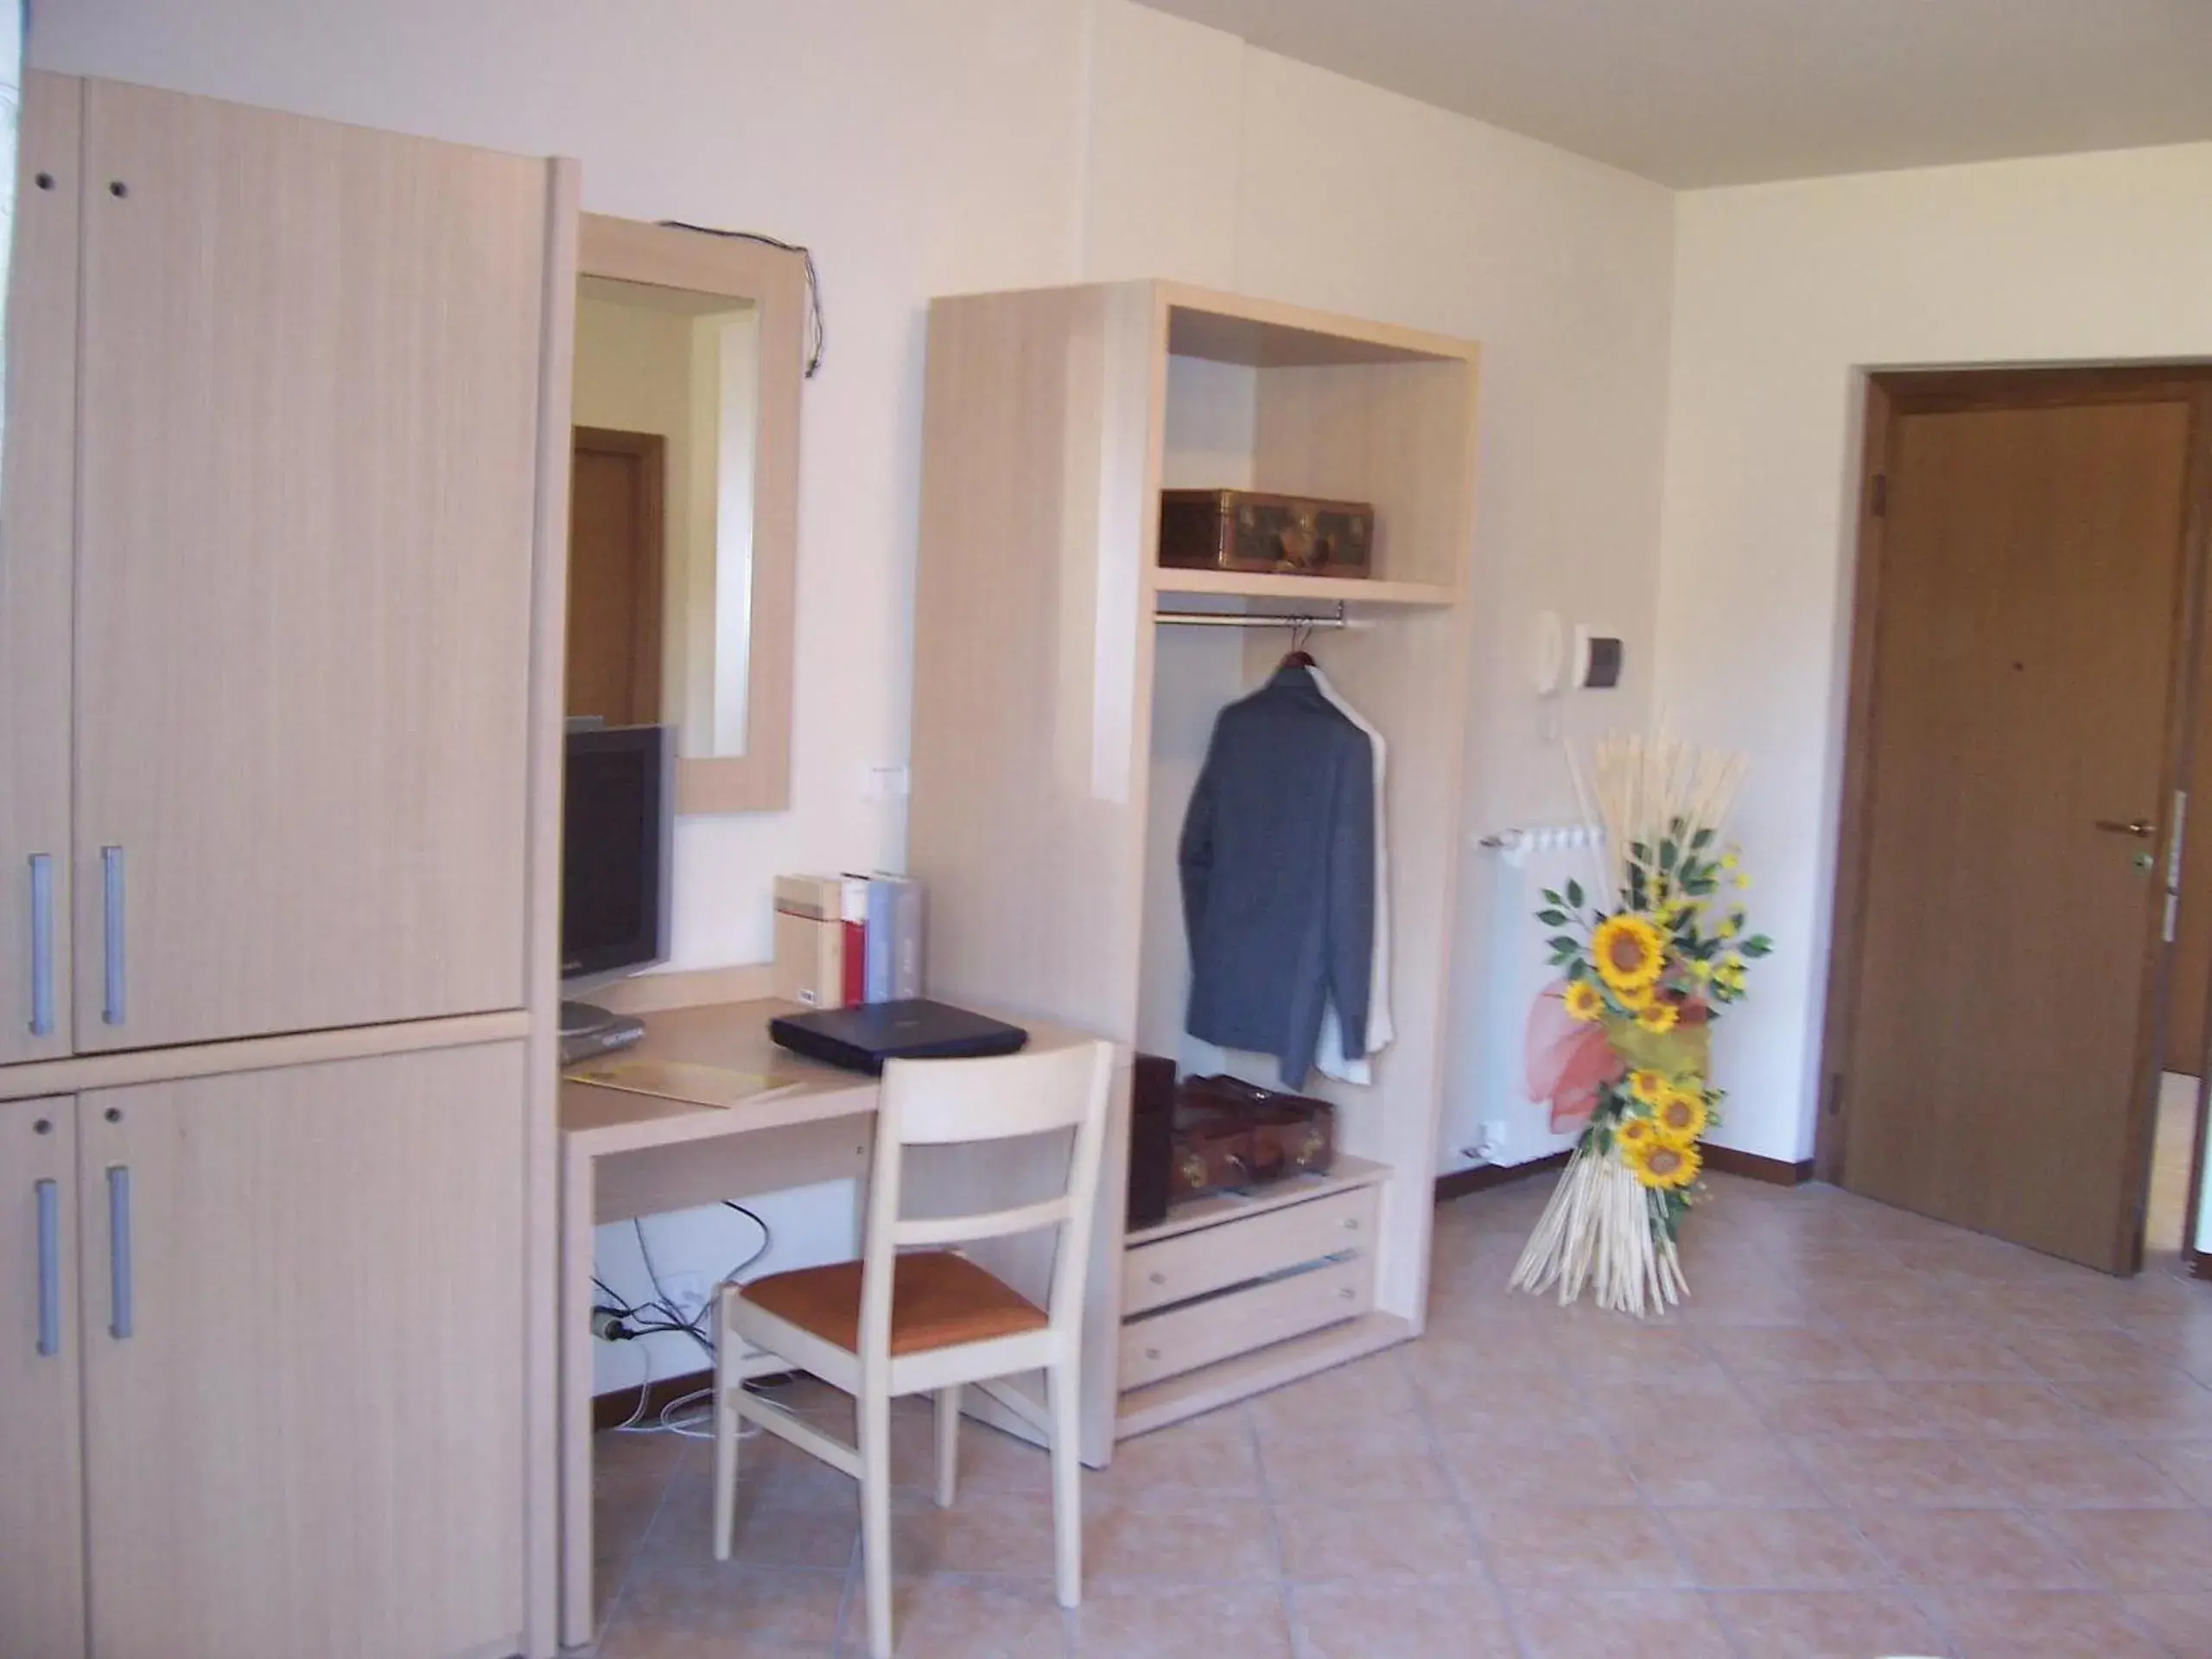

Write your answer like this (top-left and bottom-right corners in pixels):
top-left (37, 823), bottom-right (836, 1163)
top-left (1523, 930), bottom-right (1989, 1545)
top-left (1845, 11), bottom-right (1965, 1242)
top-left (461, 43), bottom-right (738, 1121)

top-left (1434, 1148), bottom-right (1569, 1201)
top-left (593, 1365), bottom-right (715, 1432)
top-left (1700, 1143), bottom-right (1815, 1186)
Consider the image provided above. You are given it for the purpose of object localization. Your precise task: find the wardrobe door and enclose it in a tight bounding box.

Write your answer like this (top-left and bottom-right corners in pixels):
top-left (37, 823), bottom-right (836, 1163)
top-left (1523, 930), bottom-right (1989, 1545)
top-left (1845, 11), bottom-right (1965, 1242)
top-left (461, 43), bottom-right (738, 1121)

top-left (79, 1045), bottom-right (526, 1659)
top-left (73, 79), bottom-right (550, 1052)
top-left (0, 73), bottom-right (80, 1065)
top-left (0, 1096), bottom-right (86, 1659)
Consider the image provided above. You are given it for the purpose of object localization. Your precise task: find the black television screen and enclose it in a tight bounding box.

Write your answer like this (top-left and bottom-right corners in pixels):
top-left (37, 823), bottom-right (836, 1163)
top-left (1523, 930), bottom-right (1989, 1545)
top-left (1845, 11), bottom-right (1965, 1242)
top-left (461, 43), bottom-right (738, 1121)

top-left (561, 725), bottom-right (674, 982)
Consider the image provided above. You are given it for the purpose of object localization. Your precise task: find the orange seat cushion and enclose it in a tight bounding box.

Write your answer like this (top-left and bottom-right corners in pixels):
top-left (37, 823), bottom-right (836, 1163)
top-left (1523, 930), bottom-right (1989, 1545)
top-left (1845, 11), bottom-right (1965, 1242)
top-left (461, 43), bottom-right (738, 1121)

top-left (737, 1251), bottom-right (1047, 1357)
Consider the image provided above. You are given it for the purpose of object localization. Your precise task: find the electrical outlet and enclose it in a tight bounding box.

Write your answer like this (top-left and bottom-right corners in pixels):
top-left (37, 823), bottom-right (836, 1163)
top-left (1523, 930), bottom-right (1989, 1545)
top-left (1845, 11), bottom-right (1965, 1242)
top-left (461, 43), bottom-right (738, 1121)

top-left (1476, 1122), bottom-right (1506, 1161)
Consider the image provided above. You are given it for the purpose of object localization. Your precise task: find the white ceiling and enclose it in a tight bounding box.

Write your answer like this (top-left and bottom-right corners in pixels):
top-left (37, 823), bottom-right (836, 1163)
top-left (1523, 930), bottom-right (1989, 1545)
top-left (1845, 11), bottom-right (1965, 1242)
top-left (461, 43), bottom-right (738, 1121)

top-left (1138, 0), bottom-right (2212, 187)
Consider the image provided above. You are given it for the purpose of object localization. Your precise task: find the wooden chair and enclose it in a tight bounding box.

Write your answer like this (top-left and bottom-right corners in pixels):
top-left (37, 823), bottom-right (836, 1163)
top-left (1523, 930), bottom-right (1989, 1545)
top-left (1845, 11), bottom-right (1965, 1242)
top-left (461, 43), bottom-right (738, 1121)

top-left (711, 1039), bottom-right (1115, 1659)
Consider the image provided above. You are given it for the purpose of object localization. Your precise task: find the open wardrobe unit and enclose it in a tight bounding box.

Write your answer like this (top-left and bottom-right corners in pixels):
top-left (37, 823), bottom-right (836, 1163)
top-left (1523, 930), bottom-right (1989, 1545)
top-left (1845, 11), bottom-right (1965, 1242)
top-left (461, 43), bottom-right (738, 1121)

top-left (906, 282), bottom-right (1478, 1453)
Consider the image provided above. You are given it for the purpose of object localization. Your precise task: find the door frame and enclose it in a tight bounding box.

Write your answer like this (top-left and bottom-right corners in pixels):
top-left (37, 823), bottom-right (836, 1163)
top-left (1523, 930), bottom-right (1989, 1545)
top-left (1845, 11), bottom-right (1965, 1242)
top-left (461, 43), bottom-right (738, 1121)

top-left (569, 424), bottom-right (666, 726)
top-left (1815, 365), bottom-right (2212, 1273)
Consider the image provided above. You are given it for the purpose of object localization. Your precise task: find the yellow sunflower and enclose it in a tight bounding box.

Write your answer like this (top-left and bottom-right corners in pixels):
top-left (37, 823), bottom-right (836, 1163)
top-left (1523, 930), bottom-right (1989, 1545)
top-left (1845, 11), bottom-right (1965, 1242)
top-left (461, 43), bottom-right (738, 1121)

top-left (1591, 913), bottom-right (1666, 996)
top-left (1653, 1087), bottom-right (1709, 1144)
top-left (1627, 1069), bottom-right (1668, 1106)
top-left (1563, 980), bottom-right (1605, 1023)
top-left (1613, 979), bottom-right (1656, 1013)
top-left (1624, 1135), bottom-right (1700, 1191)
top-left (1615, 1114), bottom-right (1659, 1150)
top-left (1636, 1001), bottom-right (1681, 1034)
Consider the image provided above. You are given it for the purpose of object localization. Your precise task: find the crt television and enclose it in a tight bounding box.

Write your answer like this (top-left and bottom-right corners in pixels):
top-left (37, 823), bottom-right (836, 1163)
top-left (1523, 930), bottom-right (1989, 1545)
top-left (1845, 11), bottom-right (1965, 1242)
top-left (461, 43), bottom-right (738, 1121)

top-left (560, 723), bottom-right (674, 1034)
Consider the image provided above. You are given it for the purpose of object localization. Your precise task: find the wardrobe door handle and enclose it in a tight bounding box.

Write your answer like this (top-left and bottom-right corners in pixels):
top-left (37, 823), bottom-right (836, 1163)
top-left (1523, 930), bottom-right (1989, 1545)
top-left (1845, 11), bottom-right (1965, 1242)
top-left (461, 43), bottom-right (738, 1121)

top-left (106, 1165), bottom-right (133, 1339)
top-left (35, 1178), bottom-right (60, 1357)
top-left (28, 854), bottom-right (54, 1037)
top-left (100, 846), bottom-right (125, 1026)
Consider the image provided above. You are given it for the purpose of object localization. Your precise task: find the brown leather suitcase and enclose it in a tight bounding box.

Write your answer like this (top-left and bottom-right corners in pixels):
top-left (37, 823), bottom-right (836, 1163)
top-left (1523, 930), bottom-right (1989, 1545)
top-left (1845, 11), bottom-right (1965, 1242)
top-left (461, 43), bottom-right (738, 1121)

top-left (1128, 1053), bottom-right (1177, 1230)
top-left (1169, 1074), bottom-right (1337, 1197)
top-left (1159, 489), bottom-right (1374, 578)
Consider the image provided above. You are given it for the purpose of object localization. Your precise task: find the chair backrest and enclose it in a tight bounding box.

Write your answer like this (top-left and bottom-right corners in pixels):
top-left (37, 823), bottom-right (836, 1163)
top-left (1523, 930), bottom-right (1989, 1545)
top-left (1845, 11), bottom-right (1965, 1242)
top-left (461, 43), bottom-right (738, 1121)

top-left (855, 1039), bottom-right (1115, 1368)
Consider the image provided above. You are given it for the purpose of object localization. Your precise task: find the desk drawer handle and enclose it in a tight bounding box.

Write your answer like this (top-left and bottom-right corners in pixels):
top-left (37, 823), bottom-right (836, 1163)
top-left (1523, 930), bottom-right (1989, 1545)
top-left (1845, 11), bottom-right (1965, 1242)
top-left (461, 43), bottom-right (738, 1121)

top-left (28, 855), bottom-right (54, 1037)
top-left (35, 1178), bottom-right (60, 1357)
top-left (100, 847), bottom-right (126, 1027)
top-left (106, 1165), bottom-right (133, 1339)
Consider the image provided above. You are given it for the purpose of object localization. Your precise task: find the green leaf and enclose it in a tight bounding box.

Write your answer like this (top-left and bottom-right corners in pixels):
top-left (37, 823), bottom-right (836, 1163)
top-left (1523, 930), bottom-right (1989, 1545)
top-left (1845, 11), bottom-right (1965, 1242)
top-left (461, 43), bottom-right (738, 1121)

top-left (1541, 887), bottom-right (1562, 906)
top-left (1659, 838), bottom-right (1679, 873)
top-left (1548, 935), bottom-right (1580, 953)
top-left (1536, 908), bottom-right (1568, 926)
top-left (1566, 959), bottom-right (1589, 982)
top-left (1691, 827), bottom-right (1715, 850)
top-left (1741, 936), bottom-right (1774, 958)
top-left (1629, 842), bottom-right (1650, 863)
top-left (1565, 879), bottom-right (1584, 909)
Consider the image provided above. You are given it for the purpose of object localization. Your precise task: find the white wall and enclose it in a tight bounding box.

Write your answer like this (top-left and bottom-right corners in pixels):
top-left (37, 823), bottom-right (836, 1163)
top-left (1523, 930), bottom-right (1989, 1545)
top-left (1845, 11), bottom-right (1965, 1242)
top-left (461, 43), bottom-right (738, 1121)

top-left (1655, 143), bottom-right (2212, 1169)
top-left (1084, 2), bottom-right (1679, 1170)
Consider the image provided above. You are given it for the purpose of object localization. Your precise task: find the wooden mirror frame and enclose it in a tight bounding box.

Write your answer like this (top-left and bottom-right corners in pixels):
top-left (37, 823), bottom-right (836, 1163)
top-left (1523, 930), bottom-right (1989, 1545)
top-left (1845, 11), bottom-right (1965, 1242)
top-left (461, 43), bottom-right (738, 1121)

top-left (575, 212), bottom-right (802, 814)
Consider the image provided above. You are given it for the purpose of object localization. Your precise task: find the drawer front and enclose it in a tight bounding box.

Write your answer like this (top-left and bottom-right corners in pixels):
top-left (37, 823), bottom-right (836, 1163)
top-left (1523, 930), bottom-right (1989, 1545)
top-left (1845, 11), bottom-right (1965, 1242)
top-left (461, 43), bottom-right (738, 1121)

top-left (1121, 1253), bottom-right (1374, 1391)
top-left (1123, 1183), bottom-right (1377, 1317)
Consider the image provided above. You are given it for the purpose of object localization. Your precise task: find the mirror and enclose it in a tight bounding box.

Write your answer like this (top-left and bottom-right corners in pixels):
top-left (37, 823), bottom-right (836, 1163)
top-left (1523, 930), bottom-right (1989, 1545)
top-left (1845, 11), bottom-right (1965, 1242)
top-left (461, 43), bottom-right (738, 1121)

top-left (568, 215), bottom-right (804, 813)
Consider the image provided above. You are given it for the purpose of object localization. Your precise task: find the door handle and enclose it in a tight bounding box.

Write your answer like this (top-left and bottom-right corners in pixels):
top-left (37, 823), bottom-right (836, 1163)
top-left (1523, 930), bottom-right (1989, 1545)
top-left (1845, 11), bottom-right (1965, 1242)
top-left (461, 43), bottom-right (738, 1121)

top-left (100, 846), bottom-right (125, 1026)
top-left (106, 1164), bottom-right (133, 1339)
top-left (2094, 819), bottom-right (2158, 839)
top-left (35, 1177), bottom-right (60, 1357)
top-left (27, 853), bottom-right (54, 1037)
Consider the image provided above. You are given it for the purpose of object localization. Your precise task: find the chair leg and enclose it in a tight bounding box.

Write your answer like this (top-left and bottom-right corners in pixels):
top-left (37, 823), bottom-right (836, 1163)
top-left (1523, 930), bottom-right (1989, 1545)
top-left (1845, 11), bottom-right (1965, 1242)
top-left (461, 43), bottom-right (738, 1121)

top-left (712, 1385), bottom-right (741, 1561)
top-left (1047, 1361), bottom-right (1082, 1609)
top-left (860, 1387), bottom-right (895, 1659)
top-left (933, 1384), bottom-right (962, 1509)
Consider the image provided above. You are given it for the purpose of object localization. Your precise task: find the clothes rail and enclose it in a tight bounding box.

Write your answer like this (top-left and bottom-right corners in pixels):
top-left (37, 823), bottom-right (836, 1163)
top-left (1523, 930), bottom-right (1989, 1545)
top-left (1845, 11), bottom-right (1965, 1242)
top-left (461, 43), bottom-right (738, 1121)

top-left (1154, 602), bottom-right (1353, 631)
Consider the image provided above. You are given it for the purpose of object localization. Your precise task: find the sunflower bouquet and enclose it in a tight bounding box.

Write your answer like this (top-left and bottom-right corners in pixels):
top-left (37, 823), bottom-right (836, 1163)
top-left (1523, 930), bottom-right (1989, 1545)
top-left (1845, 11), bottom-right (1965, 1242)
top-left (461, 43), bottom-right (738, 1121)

top-left (1510, 734), bottom-right (1771, 1316)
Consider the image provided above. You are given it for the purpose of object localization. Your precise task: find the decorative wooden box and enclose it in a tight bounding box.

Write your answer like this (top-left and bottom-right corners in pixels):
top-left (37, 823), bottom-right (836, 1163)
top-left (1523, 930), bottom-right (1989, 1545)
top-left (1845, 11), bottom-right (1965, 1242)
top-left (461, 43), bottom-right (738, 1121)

top-left (1159, 488), bottom-right (1374, 578)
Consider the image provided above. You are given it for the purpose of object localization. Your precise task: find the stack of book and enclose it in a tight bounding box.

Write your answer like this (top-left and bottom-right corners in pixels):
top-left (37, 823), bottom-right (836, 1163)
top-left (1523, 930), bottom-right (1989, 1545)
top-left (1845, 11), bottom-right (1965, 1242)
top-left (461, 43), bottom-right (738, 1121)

top-left (772, 873), bottom-right (923, 1010)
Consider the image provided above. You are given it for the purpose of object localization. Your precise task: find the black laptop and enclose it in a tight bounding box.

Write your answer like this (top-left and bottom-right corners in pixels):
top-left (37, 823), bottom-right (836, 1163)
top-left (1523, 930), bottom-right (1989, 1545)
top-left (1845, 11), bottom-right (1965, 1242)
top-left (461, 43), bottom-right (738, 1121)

top-left (768, 998), bottom-right (1029, 1075)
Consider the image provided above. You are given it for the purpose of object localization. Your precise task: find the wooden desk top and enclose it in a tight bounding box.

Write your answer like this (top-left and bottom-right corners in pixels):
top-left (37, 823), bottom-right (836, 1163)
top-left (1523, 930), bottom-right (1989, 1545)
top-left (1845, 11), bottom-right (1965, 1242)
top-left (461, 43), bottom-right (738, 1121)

top-left (558, 998), bottom-right (1102, 1158)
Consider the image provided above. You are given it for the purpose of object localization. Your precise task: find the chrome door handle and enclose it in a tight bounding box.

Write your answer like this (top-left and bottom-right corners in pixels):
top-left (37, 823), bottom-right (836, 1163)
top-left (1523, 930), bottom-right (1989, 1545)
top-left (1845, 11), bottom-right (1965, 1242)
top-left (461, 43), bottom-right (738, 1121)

top-left (2094, 819), bottom-right (2158, 839)
top-left (35, 1177), bottom-right (60, 1357)
top-left (100, 846), bottom-right (125, 1026)
top-left (106, 1164), bottom-right (132, 1339)
top-left (27, 854), bottom-right (54, 1037)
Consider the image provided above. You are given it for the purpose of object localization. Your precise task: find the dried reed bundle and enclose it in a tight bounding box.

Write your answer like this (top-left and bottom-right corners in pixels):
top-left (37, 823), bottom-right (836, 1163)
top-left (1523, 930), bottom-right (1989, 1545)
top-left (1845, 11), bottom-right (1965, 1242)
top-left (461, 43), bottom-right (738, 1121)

top-left (1509, 1141), bottom-right (1687, 1316)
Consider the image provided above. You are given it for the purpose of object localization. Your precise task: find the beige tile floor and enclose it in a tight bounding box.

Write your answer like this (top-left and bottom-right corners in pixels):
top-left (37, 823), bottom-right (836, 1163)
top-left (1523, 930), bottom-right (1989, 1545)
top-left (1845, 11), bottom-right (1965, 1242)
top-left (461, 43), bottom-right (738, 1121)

top-left (587, 1173), bottom-right (2212, 1657)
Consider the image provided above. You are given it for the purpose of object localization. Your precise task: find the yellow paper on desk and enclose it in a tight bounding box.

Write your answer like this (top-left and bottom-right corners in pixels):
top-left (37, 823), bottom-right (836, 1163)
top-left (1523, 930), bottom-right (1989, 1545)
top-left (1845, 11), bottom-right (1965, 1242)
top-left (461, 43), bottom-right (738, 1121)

top-left (565, 1057), bottom-right (798, 1110)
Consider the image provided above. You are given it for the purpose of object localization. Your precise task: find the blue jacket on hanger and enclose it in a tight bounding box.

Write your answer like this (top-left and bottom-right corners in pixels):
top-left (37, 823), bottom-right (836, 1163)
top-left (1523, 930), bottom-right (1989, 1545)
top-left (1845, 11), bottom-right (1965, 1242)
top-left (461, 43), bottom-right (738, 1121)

top-left (1179, 664), bottom-right (1376, 1088)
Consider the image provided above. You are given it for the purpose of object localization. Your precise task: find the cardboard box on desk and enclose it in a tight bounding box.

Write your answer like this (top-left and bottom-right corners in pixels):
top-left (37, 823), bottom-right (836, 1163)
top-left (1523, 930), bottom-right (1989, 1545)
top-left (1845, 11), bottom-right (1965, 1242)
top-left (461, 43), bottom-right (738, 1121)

top-left (772, 874), bottom-right (847, 1008)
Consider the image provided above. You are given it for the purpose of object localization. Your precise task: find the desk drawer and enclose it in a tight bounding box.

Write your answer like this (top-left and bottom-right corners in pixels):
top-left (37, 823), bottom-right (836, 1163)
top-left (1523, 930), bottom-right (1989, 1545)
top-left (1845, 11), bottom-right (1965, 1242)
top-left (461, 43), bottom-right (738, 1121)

top-left (1120, 1253), bottom-right (1372, 1390)
top-left (1122, 1183), bottom-right (1376, 1318)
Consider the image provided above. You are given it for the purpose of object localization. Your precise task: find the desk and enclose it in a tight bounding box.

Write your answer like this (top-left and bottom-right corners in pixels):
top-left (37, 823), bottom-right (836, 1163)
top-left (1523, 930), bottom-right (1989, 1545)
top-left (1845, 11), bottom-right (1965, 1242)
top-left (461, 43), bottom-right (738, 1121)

top-left (556, 997), bottom-right (1104, 1649)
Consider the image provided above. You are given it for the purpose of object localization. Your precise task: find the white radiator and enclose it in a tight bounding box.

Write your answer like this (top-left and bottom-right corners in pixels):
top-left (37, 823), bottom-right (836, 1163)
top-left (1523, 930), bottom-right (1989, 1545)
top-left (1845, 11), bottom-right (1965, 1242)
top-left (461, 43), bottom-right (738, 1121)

top-left (1448, 823), bottom-right (1607, 1173)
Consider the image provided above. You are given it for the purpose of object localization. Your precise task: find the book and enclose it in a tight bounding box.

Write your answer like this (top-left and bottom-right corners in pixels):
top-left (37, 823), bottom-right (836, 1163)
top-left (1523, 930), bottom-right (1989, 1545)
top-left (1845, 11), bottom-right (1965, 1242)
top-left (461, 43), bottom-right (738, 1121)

top-left (840, 876), bottom-right (869, 1009)
top-left (772, 874), bottom-right (847, 1009)
top-left (864, 875), bottom-right (896, 1003)
top-left (883, 874), bottom-right (924, 999)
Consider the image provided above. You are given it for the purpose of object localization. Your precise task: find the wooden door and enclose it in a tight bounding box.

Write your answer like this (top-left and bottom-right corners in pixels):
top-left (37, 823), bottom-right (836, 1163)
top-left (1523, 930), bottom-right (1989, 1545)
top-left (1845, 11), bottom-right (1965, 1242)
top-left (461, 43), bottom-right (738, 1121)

top-left (566, 427), bottom-right (664, 726)
top-left (0, 74), bottom-right (80, 1065)
top-left (1835, 379), bottom-right (2206, 1271)
top-left (79, 1044), bottom-right (526, 1659)
top-left (71, 79), bottom-right (551, 1052)
top-left (0, 1096), bottom-right (86, 1659)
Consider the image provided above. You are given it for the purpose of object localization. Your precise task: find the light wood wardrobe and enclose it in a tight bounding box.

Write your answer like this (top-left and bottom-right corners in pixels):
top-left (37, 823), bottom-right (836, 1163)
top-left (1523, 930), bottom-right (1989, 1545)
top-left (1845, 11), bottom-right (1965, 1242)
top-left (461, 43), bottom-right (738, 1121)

top-left (0, 73), bottom-right (575, 1659)
top-left (907, 283), bottom-right (1477, 1451)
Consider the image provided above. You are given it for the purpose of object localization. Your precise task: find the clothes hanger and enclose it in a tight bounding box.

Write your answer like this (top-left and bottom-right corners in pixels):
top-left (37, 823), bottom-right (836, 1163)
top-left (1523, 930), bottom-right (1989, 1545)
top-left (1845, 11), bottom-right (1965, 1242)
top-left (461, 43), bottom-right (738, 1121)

top-left (1280, 616), bottom-right (1315, 671)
